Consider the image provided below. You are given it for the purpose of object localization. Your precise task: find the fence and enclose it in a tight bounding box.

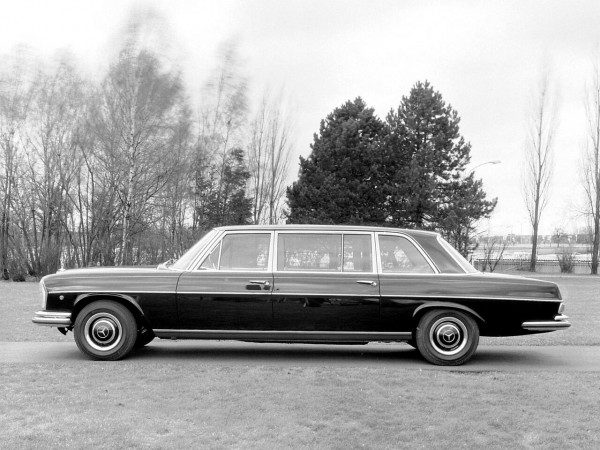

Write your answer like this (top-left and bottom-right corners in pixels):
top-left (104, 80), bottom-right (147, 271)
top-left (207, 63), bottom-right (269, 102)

top-left (472, 258), bottom-right (592, 274)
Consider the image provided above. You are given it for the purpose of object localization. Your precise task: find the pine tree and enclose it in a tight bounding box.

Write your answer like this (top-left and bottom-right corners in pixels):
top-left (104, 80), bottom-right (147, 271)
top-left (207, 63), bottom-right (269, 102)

top-left (385, 81), bottom-right (472, 227)
top-left (385, 81), bottom-right (496, 252)
top-left (286, 86), bottom-right (496, 256)
top-left (286, 98), bottom-right (387, 224)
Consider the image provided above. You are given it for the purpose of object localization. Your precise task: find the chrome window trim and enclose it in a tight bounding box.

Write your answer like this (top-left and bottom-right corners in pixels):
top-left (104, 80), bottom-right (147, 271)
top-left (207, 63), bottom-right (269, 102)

top-left (185, 229), bottom-right (225, 271)
top-left (272, 270), bottom-right (378, 276)
top-left (436, 235), bottom-right (476, 274)
top-left (190, 230), bottom-right (274, 272)
top-left (273, 230), bottom-right (377, 274)
top-left (375, 232), bottom-right (439, 275)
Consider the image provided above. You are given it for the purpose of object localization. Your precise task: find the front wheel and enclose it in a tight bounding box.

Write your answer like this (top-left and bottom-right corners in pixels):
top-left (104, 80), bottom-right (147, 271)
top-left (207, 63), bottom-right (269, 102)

top-left (415, 309), bottom-right (479, 366)
top-left (74, 300), bottom-right (138, 361)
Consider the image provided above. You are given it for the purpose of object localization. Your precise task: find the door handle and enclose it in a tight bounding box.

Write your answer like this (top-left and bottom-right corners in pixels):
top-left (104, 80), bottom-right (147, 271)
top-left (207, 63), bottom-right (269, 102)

top-left (356, 280), bottom-right (377, 287)
top-left (249, 280), bottom-right (271, 287)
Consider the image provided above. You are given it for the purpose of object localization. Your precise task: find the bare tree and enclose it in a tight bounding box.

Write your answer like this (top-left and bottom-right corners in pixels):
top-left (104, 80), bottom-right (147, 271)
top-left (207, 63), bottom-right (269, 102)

top-left (0, 48), bottom-right (35, 278)
top-left (583, 59), bottom-right (600, 274)
top-left (523, 70), bottom-right (558, 271)
top-left (247, 91), bottom-right (294, 224)
top-left (16, 55), bottom-right (87, 275)
top-left (480, 237), bottom-right (508, 272)
top-left (92, 48), bottom-right (188, 266)
top-left (192, 40), bottom-right (249, 231)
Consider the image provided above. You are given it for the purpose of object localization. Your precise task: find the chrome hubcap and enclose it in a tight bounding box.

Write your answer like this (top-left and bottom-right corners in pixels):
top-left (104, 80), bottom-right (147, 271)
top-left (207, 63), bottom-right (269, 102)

top-left (429, 317), bottom-right (468, 356)
top-left (84, 313), bottom-right (122, 351)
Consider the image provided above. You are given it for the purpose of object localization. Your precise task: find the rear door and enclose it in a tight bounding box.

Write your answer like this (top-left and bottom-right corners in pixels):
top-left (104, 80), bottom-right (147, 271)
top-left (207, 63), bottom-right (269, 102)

top-left (272, 231), bottom-right (380, 331)
top-left (376, 232), bottom-right (438, 330)
top-left (177, 231), bottom-right (274, 330)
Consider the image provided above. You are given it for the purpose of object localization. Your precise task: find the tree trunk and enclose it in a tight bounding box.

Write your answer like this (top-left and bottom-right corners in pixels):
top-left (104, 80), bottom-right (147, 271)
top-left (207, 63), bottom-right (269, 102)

top-left (120, 87), bottom-right (137, 266)
top-left (530, 221), bottom-right (539, 272)
top-left (592, 214), bottom-right (599, 275)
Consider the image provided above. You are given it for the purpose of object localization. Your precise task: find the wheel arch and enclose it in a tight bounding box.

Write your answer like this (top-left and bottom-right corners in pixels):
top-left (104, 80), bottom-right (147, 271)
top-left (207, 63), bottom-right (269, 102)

top-left (412, 302), bottom-right (485, 326)
top-left (72, 293), bottom-right (147, 329)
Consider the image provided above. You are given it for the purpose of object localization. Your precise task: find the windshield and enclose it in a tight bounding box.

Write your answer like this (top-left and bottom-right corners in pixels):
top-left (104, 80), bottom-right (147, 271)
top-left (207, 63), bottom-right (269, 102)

top-left (437, 236), bottom-right (478, 273)
top-left (170, 229), bottom-right (219, 270)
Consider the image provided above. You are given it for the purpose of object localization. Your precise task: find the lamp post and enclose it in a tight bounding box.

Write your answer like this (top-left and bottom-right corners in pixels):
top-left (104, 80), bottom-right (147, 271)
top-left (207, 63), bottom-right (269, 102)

top-left (469, 160), bottom-right (501, 175)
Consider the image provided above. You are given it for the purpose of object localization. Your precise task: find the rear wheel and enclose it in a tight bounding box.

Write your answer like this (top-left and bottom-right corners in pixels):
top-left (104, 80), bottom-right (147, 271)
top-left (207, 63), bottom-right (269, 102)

top-left (74, 300), bottom-right (137, 361)
top-left (415, 309), bottom-right (479, 366)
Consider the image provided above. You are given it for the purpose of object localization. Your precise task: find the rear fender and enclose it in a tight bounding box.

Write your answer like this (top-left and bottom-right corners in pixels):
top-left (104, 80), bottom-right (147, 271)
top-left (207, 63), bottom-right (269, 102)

top-left (412, 301), bottom-right (485, 324)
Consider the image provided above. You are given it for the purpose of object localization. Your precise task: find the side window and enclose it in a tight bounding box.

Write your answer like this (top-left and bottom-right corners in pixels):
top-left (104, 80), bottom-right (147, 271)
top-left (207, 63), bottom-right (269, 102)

top-left (199, 241), bottom-right (221, 270)
top-left (343, 234), bottom-right (373, 272)
top-left (277, 233), bottom-right (342, 271)
top-left (378, 235), bottom-right (434, 274)
top-left (201, 233), bottom-right (270, 271)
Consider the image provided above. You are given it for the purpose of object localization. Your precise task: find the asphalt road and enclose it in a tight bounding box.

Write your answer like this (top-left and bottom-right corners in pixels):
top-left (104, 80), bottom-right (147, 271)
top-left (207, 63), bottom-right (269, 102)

top-left (1, 340), bottom-right (598, 371)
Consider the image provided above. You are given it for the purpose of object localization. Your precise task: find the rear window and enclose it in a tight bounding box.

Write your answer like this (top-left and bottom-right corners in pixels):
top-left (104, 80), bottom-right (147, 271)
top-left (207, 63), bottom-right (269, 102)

top-left (412, 234), bottom-right (465, 274)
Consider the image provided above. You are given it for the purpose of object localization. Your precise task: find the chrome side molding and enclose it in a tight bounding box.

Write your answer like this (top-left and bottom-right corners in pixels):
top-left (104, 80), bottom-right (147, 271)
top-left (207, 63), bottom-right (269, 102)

top-left (153, 329), bottom-right (412, 342)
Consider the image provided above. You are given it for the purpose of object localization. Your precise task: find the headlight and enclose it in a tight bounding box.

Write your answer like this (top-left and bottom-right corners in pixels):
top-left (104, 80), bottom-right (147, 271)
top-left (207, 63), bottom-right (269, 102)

top-left (558, 303), bottom-right (565, 314)
top-left (39, 280), bottom-right (47, 309)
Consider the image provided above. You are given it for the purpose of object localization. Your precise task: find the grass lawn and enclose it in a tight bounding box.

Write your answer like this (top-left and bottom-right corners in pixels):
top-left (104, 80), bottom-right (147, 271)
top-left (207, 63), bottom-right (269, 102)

top-left (1, 275), bottom-right (599, 447)
top-left (1, 362), bottom-right (598, 448)
top-left (0, 282), bottom-right (70, 342)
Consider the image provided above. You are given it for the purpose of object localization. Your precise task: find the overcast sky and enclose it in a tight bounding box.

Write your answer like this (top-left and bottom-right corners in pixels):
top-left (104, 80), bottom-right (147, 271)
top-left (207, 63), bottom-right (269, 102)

top-left (2, 0), bottom-right (600, 235)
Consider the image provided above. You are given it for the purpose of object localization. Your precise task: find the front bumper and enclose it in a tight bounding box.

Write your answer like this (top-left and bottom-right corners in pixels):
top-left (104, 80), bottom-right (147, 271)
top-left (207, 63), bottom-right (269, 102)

top-left (522, 314), bottom-right (571, 331)
top-left (32, 310), bottom-right (72, 327)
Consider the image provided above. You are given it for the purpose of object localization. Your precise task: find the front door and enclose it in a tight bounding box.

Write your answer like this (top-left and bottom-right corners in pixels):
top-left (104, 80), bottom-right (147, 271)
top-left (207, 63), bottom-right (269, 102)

top-left (177, 231), bottom-right (274, 330)
top-left (272, 232), bottom-right (380, 331)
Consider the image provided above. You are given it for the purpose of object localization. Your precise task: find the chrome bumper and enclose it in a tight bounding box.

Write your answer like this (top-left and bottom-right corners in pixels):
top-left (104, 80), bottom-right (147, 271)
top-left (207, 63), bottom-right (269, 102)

top-left (32, 311), bottom-right (72, 327)
top-left (522, 314), bottom-right (571, 331)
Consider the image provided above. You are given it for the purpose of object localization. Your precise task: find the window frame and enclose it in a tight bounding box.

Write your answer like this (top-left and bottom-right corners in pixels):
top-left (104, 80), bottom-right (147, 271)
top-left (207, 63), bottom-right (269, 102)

top-left (192, 230), bottom-right (275, 272)
top-left (375, 232), bottom-right (439, 275)
top-left (273, 230), bottom-right (377, 275)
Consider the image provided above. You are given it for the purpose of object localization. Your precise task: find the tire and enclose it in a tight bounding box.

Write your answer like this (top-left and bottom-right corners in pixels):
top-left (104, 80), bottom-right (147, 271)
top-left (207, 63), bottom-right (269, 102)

top-left (74, 300), bottom-right (138, 361)
top-left (135, 327), bottom-right (155, 348)
top-left (415, 309), bottom-right (479, 366)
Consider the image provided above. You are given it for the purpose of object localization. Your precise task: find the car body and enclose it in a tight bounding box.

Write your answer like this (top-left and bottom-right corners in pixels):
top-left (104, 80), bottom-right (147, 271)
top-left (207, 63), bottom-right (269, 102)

top-left (33, 225), bottom-right (570, 365)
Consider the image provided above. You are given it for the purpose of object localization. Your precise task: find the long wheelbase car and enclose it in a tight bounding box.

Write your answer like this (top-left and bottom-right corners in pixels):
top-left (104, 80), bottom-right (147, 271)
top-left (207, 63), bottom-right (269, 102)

top-left (33, 225), bottom-right (570, 365)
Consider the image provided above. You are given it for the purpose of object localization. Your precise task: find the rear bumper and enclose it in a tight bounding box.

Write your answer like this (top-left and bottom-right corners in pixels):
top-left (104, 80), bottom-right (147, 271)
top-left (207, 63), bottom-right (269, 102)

top-left (32, 310), bottom-right (72, 327)
top-left (522, 314), bottom-right (571, 331)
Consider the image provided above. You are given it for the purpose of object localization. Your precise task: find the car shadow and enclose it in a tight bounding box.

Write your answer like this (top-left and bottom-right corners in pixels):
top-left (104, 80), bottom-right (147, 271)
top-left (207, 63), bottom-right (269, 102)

top-left (127, 341), bottom-right (545, 369)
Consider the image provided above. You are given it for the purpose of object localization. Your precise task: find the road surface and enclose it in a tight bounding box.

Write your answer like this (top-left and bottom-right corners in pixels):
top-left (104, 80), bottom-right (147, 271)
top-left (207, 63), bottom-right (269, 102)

top-left (0, 340), bottom-right (598, 371)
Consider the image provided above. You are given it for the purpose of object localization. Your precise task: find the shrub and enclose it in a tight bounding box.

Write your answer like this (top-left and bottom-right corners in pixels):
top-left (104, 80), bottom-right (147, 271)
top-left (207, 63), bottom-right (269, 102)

top-left (557, 250), bottom-right (575, 273)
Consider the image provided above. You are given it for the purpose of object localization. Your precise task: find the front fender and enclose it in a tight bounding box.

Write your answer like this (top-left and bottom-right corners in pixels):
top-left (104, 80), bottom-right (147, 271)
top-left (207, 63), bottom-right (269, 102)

top-left (73, 293), bottom-right (145, 317)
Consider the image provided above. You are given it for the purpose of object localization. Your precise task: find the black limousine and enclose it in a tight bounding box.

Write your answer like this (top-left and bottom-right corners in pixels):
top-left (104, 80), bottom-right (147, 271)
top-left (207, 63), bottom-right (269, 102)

top-left (33, 225), bottom-right (570, 365)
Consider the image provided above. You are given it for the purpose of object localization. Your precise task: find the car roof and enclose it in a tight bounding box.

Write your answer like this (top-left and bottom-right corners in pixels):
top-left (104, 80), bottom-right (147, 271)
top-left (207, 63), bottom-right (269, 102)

top-left (215, 224), bottom-right (440, 237)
